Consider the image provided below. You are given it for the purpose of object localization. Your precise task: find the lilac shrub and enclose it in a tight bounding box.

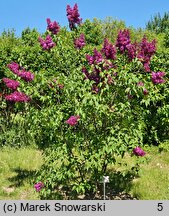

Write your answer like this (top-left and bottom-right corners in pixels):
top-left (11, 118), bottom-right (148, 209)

top-left (2, 4), bottom-right (168, 199)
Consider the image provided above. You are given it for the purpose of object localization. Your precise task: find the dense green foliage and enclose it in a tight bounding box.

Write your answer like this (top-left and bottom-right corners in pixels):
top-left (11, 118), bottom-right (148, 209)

top-left (0, 13), bottom-right (169, 199)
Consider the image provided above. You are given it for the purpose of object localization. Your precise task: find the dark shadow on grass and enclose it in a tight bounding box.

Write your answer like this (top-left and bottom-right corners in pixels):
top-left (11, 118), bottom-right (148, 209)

top-left (109, 170), bottom-right (136, 192)
top-left (8, 168), bottom-right (138, 200)
top-left (8, 168), bottom-right (37, 187)
top-left (106, 170), bottom-right (138, 199)
top-left (84, 170), bottom-right (138, 200)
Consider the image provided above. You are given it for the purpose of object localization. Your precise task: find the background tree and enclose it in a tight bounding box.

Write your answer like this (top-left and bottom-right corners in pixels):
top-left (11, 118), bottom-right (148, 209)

top-left (146, 12), bottom-right (169, 33)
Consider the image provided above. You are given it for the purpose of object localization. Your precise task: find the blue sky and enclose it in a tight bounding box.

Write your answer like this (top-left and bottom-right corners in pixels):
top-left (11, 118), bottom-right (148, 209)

top-left (0, 0), bottom-right (169, 36)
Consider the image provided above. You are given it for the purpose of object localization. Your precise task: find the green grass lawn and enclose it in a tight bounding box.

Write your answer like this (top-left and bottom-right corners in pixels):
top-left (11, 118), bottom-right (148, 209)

top-left (0, 146), bottom-right (169, 199)
top-left (131, 147), bottom-right (169, 199)
top-left (0, 147), bottom-right (42, 199)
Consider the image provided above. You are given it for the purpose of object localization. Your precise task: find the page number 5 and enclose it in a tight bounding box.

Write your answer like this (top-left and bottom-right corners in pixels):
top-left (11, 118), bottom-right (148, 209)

top-left (157, 203), bottom-right (163, 211)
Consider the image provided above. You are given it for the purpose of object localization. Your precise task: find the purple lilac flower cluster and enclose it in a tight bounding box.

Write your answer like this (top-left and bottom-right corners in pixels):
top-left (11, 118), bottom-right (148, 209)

top-left (7, 62), bottom-right (34, 82)
top-left (18, 70), bottom-right (34, 82)
top-left (115, 29), bottom-right (166, 87)
top-left (66, 3), bottom-right (82, 30)
top-left (126, 43), bottom-right (137, 61)
top-left (7, 62), bottom-right (20, 75)
top-left (5, 91), bottom-right (30, 102)
top-left (3, 62), bottom-right (33, 102)
top-left (102, 38), bottom-right (116, 60)
top-left (66, 115), bottom-right (80, 126)
top-left (86, 48), bottom-right (103, 65)
top-left (83, 28), bottom-right (166, 97)
top-left (116, 30), bottom-right (156, 68)
top-left (151, 72), bottom-right (166, 84)
top-left (34, 182), bottom-right (44, 192)
top-left (46, 18), bottom-right (60, 35)
top-left (38, 35), bottom-right (55, 50)
top-left (2, 78), bottom-right (20, 90)
top-left (84, 44), bottom-right (116, 93)
top-left (74, 34), bottom-right (86, 49)
top-left (116, 29), bottom-right (131, 53)
top-left (84, 49), bottom-right (104, 87)
top-left (116, 30), bottom-right (137, 61)
top-left (133, 146), bottom-right (146, 156)
top-left (82, 67), bottom-right (101, 85)
top-left (137, 36), bottom-right (156, 72)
